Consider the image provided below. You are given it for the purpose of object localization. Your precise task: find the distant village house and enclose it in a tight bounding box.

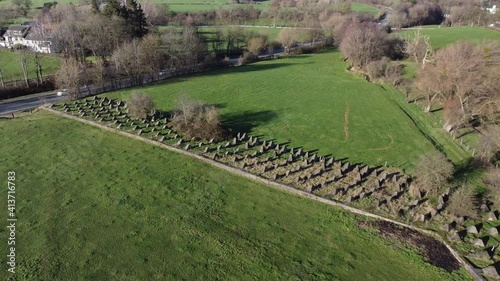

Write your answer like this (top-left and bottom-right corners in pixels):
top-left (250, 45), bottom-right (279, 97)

top-left (0, 23), bottom-right (56, 54)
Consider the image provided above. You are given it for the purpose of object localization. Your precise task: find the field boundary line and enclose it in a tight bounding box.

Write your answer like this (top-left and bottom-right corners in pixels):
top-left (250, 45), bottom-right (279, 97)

top-left (41, 106), bottom-right (483, 281)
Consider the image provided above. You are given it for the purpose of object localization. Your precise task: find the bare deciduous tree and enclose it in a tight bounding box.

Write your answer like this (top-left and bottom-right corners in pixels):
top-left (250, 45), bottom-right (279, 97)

top-left (413, 42), bottom-right (500, 131)
top-left (80, 14), bottom-right (127, 62)
top-left (33, 52), bottom-right (43, 86)
top-left (127, 92), bottom-right (155, 119)
top-left (19, 48), bottom-right (30, 88)
top-left (220, 27), bottom-right (245, 57)
top-left (55, 57), bottom-right (83, 99)
top-left (181, 27), bottom-right (207, 68)
top-left (247, 36), bottom-right (267, 55)
top-left (88, 59), bottom-right (106, 88)
top-left (0, 56), bottom-right (4, 88)
top-left (413, 152), bottom-right (454, 195)
top-left (112, 34), bottom-right (164, 82)
top-left (402, 30), bottom-right (433, 67)
top-left (112, 39), bottom-right (142, 81)
top-left (54, 13), bottom-right (84, 61)
top-left (141, 1), bottom-right (169, 26)
top-left (139, 34), bottom-right (165, 78)
top-left (339, 21), bottom-right (388, 68)
top-left (479, 126), bottom-right (500, 163)
top-left (278, 28), bottom-right (298, 54)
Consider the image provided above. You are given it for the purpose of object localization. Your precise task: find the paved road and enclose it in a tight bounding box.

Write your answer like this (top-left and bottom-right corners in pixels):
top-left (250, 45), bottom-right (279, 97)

top-left (0, 92), bottom-right (65, 115)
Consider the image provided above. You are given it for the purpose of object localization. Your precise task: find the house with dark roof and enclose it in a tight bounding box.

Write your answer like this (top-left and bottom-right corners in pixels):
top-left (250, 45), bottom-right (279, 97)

top-left (1, 25), bottom-right (30, 47)
top-left (0, 24), bottom-right (56, 53)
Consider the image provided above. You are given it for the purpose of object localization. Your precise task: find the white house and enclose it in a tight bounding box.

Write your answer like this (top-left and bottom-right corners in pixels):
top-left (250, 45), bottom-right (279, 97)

top-left (487, 5), bottom-right (497, 14)
top-left (0, 24), bottom-right (56, 53)
top-left (1, 25), bottom-right (30, 48)
top-left (24, 29), bottom-right (54, 53)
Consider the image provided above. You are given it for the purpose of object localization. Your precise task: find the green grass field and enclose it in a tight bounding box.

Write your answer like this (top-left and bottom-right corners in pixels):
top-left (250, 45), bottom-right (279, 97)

top-left (104, 50), bottom-right (469, 170)
top-left (167, 3), bottom-right (261, 12)
top-left (0, 50), bottom-right (60, 81)
top-left (199, 26), bottom-right (282, 42)
top-left (351, 3), bottom-right (379, 15)
top-left (162, 0), bottom-right (378, 14)
top-left (399, 26), bottom-right (500, 50)
top-left (0, 110), bottom-right (471, 280)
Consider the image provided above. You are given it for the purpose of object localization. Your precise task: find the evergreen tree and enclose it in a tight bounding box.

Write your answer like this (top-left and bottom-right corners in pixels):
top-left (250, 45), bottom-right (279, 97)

top-left (103, 0), bottom-right (147, 38)
top-left (102, 0), bottom-right (121, 17)
top-left (126, 0), bottom-right (147, 38)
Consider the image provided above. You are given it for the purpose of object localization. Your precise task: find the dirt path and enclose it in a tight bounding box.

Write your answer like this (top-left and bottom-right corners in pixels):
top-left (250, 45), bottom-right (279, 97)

top-left (344, 103), bottom-right (350, 140)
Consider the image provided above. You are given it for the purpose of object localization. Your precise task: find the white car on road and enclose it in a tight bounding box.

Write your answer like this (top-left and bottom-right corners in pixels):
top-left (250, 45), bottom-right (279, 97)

top-left (56, 89), bottom-right (67, 96)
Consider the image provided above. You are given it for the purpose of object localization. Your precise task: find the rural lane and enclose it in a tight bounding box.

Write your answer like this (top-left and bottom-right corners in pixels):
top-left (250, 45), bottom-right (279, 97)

top-left (0, 93), bottom-right (65, 115)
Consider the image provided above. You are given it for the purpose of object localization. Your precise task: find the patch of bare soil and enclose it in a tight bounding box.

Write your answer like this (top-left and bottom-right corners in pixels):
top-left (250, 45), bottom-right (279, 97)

top-left (360, 221), bottom-right (460, 272)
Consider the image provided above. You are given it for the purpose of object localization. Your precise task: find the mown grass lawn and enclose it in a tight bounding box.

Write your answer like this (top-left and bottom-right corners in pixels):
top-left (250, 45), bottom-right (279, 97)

top-left (0, 49), bottom-right (60, 81)
top-left (104, 50), bottom-right (468, 170)
top-left (0, 111), bottom-right (471, 280)
top-left (399, 26), bottom-right (500, 50)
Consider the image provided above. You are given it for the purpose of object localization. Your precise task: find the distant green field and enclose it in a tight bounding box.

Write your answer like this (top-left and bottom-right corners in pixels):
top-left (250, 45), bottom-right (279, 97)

top-left (200, 26), bottom-right (282, 42)
top-left (159, 1), bottom-right (378, 15)
top-left (170, 3), bottom-right (270, 12)
top-left (0, 50), bottom-right (60, 81)
top-left (104, 50), bottom-right (469, 170)
top-left (0, 111), bottom-right (471, 280)
top-left (351, 3), bottom-right (379, 15)
top-left (399, 26), bottom-right (500, 50)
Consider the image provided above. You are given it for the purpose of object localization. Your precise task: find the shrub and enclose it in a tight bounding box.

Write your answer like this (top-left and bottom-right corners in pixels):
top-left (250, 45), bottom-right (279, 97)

top-left (485, 168), bottom-right (500, 208)
top-left (127, 92), bottom-right (155, 119)
top-left (247, 36), bottom-right (267, 55)
top-left (384, 63), bottom-right (404, 85)
top-left (297, 43), bottom-right (327, 54)
top-left (413, 152), bottom-right (454, 195)
top-left (238, 52), bottom-right (258, 65)
top-left (171, 94), bottom-right (226, 140)
top-left (447, 186), bottom-right (478, 218)
top-left (366, 57), bottom-right (390, 80)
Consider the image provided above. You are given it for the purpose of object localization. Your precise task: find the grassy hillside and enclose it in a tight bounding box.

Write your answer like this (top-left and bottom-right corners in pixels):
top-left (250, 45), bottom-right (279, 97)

top-left (104, 50), bottom-right (469, 170)
top-left (399, 26), bottom-right (500, 50)
top-left (0, 50), bottom-right (60, 81)
top-left (0, 111), bottom-right (471, 280)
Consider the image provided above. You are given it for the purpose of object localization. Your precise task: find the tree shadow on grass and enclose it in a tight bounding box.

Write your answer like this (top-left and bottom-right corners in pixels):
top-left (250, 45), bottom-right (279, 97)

top-left (223, 62), bottom-right (308, 75)
top-left (223, 110), bottom-right (278, 133)
top-left (453, 157), bottom-right (483, 183)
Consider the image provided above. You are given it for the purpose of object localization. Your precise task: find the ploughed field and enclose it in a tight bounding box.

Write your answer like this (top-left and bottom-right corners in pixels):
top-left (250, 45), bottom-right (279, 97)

top-left (0, 111), bottom-right (471, 280)
top-left (105, 50), bottom-right (469, 170)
